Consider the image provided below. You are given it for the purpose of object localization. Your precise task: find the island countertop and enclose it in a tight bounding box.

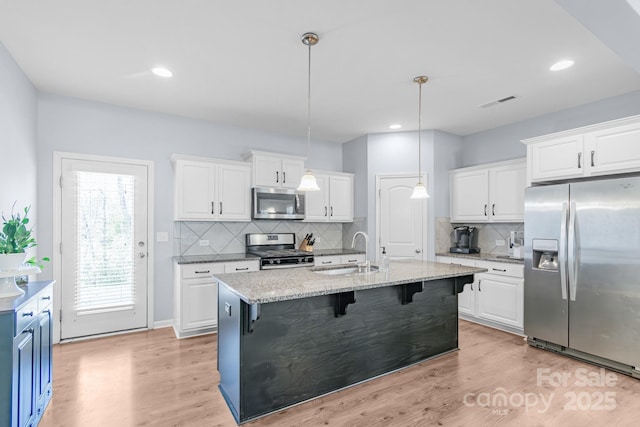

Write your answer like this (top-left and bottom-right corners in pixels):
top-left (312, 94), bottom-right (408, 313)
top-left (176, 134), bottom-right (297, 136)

top-left (213, 259), bottom-right (486, 304)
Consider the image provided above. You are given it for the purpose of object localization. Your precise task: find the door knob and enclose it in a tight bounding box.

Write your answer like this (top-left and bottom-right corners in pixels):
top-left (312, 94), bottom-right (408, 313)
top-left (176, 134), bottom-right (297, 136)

top-left (138, 252), bottom-right (146, 258)
top-left (415, 249), bottom-right (421, 254)
top-left (138, 241), bottom-right (145, 247)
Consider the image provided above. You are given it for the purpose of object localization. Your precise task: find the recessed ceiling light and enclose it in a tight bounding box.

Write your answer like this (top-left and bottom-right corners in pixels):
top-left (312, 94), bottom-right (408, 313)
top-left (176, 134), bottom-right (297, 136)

top-left (151, 67), bottom-right (173, 78)
top-left (389, 124), bottom-right (402, 130)
top-left (549, 59), bottom-right (575, 72)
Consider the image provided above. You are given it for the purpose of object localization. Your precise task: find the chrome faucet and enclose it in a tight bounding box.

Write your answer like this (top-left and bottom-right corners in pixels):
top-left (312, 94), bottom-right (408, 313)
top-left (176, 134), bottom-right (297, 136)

top-left (351, 231), bottom-right (370, 272)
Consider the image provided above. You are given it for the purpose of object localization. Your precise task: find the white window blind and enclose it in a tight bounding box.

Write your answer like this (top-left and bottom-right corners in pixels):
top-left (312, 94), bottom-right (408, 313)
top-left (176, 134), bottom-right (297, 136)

top-left (74, 171), bottom-right (136, 314)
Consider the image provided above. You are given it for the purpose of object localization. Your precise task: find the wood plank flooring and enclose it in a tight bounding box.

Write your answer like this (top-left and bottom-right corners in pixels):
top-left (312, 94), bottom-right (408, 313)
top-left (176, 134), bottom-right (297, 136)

top-left (39, 321), bottom-right (640, 427)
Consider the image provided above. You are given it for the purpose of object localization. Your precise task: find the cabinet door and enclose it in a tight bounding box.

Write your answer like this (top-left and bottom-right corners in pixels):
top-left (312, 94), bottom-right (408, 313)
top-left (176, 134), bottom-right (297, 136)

top-left (13, 328), bottom-right (36, 427)
top-left (304, 174), bottom-right (330, 221)
top-left (217, 164), bottom-right (251, 221)
top-left (341, 254), bottom-right (365, 264)
top-left (36, 309), bottom-right (52, 416)
top-left (281, 158), bottom-right (304, 189)
top-left (328, 176), bottom-right (354, 222)
top-left (489, 163), bottom-right (526, 222)
top-left (529, 135), bottom-right (584, 182)
top-left (182, 280), bottom-right (218, 330)
top-left (450, 169), bottom-right (489, 222)
top-left (224, 260), bottom-right (259, 273)
top-left (175, 160), bottom-right (216, 220)
top-left (253, 155), bottom-right (282, 187)
top-left (586, 122), bottom-right (640, 176)
top-left (476, 274), bottom-right (523, 329)
top-left (314, 255), bottom-right (342, 266)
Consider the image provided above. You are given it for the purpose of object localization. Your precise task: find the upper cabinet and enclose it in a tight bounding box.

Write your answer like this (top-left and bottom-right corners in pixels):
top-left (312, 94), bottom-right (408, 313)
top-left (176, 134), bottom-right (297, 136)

top-left (523, 115), bottom-right (640, 184)
top-left (304, 171), bottom-right (354, 222)
top-left (450, 159), bottom-right (526, 223)
top-left (244, 151), bottom-right (305, 189)
top-left (173, 155), bottom-right (251, 221)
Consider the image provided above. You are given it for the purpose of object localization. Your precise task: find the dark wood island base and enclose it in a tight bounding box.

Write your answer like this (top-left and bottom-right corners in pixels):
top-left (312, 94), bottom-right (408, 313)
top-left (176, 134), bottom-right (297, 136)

top-left (217, 275), bottom-right (474, 424)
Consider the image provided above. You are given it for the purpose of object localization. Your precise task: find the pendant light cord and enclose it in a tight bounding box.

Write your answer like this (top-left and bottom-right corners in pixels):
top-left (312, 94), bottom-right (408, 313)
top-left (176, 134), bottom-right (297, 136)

top-left (417, 80), bottom-right (422, 184)
top-left (307, 41), bottom-right (312, 159)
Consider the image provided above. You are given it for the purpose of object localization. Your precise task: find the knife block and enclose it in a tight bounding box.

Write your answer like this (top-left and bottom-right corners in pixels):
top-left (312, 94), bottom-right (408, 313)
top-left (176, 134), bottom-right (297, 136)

top-left (299, 238), bottom-right (313, 252)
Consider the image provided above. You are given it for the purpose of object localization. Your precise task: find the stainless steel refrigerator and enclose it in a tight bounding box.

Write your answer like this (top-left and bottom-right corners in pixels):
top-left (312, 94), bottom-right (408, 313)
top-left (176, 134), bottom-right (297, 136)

top-left (524, 176), bottom-right (640, 376)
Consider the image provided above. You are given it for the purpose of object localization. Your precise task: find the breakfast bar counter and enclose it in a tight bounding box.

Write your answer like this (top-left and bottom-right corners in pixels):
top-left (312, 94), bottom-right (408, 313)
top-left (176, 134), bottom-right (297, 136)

top-left (215, 260), bottom-right (485, 424)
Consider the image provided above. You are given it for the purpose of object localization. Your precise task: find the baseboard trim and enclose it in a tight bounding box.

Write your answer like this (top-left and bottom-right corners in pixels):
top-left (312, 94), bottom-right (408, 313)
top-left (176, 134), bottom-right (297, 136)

top-left (153, 319), bottom-right (173, 329)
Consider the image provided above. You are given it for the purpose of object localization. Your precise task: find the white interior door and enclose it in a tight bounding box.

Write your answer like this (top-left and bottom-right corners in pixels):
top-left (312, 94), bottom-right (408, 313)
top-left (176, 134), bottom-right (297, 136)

top-left (378, 175), bottom-right (427, 260)
top-left (60, 158), bottom-right (149, 339)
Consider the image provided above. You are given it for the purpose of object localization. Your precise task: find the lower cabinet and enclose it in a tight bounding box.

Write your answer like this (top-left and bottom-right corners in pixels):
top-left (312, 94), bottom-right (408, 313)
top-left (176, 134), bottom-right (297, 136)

top-left (1, 281), bottom-right (54, 427)
top-left (173, 260), bottom-right (259, 338)
top-left (437, 256), bottom-right (524, 334)
top-left (313, 253), bottom-right (365, 267)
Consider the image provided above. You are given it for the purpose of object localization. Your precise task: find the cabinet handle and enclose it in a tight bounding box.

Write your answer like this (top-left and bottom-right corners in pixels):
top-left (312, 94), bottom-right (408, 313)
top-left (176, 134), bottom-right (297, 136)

top-left (484, 204), bottom-right (488, 216)
top-left (591, 150), bottom-right (595, 167)
top-left (470, 283), bottom-right (474, 291)
top-left (22, 311), bottom-right (34, 317)
top-left (322, 261), bottom-right (333, 265)
top-left (41, 296), bottom-right (51, 301)
top-left (219, 202), bottom-right (222, 215)
top-left (194, 270), bottom-right (211, 274)
top-left (283, 171), bottom-right (286, 184)
top-left (492, 268), bottom-right (507, 272)
top-left (324, 206), bottom-right (328, 216)
top-left (578, 152), bottom-right (582, 169)
top-left (478, 280), bottom-right (482, 292)
top-left (330, 206), bottom-right (334, 217)
top-left (211, 201), bottom-right (214, 214)
top-left (276, 171), bottom-right (279, 183)
top-left (492, 204), bottom-right (495, 216)
top-left (347, 259), bottom-right (357, 263)
top-left (235, 267), bottom-right (249, 271)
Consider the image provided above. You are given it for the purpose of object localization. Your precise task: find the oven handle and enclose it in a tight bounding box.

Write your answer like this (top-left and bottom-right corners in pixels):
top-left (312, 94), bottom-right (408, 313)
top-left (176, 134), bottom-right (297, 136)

top-left (261, 263), bottom-right (313, 270)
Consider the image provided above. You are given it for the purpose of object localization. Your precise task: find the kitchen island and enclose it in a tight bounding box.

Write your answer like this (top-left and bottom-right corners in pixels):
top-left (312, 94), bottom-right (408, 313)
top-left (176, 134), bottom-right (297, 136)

top-left (215, 260), bottom-right (485, 424)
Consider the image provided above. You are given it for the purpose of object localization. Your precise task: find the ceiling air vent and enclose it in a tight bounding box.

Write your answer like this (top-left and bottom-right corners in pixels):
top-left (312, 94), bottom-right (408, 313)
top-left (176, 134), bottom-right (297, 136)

top-left (479, 95), bottom-right (517, 108)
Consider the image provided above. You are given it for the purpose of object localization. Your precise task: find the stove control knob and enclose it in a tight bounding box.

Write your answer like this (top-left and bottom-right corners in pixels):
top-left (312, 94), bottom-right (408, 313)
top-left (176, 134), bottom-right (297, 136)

top-left (306, 257), bottom-right (313, 263)
top-left (269, 259), bottom-right (275, 264)
top-left (275, 259), bottom-right (281, 264)
top-left (298, 257), bottom-right (303, 262)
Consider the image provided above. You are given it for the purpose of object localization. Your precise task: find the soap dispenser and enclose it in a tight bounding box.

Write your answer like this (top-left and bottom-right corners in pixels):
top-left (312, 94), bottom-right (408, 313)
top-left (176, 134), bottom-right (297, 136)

top-left (380, 246), bottom-right (390, 272)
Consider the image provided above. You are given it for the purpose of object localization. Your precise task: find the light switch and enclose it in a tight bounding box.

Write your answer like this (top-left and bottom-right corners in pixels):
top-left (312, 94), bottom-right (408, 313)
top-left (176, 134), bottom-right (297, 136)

top-left (156, 232), bottom-right (169, 242)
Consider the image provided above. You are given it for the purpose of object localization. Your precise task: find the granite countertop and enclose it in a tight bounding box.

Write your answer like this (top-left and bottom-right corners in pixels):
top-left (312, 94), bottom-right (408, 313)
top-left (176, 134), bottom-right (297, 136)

top-left (0, 280), bottom-right (55, 313)
top-left (173, 253), bottom-right (259, 264)
top-left (312, 248), bottom-right (365, 256)
top-left (214, 260), bottom-right (486, 304)
top-left (436, 252), bottom-right (524, 265)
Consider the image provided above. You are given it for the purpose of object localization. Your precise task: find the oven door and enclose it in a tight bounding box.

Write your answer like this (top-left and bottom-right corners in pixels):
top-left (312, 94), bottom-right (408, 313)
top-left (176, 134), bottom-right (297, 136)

top-left (252, 187), bottom-right (305, 220)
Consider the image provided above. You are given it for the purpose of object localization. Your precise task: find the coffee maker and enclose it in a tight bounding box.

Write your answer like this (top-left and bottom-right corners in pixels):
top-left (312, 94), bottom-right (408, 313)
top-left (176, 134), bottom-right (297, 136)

top-left (450, 226), bottom-right (480, 254)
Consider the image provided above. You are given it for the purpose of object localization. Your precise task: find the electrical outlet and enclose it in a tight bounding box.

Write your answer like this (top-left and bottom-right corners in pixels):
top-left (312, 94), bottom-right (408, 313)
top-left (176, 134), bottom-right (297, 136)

top-left (199, 240), bottom-right (210, 246)
top-left (496, 239), bottom-right (506, 246)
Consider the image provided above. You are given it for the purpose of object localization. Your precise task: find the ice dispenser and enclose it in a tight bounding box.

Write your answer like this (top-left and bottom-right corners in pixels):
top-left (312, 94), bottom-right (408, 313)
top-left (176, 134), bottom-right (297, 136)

top-left (532, 239), bottom-right (559, 271)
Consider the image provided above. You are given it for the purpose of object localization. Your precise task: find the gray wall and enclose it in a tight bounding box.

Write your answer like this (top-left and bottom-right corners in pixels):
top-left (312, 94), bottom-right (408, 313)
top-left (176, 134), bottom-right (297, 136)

top-left (461, 90), bottom-right (640, 166)
top-left (342, 134), bottom-right (368, 218)
top-left (0, 42), bottom-right (38, 258)
top-left (433, 130), bottom-right (464, 217)
top-left (36, 92), bottom-right (343, 324)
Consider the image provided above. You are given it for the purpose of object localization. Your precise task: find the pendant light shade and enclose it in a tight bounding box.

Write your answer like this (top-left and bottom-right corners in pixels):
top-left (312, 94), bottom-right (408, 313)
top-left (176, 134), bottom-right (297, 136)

top-left (410, 76), bottom-right (430, 199)
top-left (297, 32), bottom-right (321, 192)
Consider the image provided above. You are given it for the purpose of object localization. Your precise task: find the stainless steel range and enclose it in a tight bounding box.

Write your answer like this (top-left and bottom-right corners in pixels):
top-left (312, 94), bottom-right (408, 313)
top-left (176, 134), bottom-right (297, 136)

top-left (246, 233), bottom-right (314, 269)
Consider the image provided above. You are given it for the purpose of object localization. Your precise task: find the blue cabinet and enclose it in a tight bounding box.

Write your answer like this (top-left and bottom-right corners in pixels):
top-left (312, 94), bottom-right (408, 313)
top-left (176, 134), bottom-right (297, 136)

top-left (1, 281), bottom-right (54, 427)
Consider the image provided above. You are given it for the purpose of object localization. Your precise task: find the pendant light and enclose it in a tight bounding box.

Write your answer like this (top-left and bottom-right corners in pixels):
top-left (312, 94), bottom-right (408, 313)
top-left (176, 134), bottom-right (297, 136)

top-left (410, 76), bottom-right (430, 199)
top-left (297, 32), bottom-right (321, 192)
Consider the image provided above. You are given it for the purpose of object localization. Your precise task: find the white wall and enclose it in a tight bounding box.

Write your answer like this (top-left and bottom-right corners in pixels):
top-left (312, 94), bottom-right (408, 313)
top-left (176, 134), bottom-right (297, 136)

top-left (462, 90), bottom-right (640, 166)
top-left (36, 92), bottom-right (343, 323)
top-left (342, 134), bottom-right (368, 218)
top-left (0, 42), bottom-right (38, 258)
top-left (433, 130), bottom-right (464, 217)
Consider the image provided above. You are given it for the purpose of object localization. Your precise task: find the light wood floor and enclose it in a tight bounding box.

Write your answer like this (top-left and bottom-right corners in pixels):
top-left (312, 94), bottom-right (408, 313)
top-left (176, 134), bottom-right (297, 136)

top-left (39, 321), bottom-right (640, 427)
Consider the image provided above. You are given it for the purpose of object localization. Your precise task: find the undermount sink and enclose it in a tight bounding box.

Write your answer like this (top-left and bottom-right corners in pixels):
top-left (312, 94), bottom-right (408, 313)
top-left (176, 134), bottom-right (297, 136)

top-left (312, 265), bottom-right (380, 276)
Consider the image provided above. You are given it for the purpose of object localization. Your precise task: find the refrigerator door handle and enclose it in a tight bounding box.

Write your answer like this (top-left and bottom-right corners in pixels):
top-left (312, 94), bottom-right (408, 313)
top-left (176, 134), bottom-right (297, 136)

top-left (559, 202), bottom-right (568, 300)
top-left (568, 201), bottom-right (577, 301)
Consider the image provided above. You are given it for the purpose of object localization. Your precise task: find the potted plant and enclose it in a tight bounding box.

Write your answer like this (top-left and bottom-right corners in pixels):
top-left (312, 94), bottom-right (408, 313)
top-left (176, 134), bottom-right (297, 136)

top-left (0, 203), bottom-right (49, 271)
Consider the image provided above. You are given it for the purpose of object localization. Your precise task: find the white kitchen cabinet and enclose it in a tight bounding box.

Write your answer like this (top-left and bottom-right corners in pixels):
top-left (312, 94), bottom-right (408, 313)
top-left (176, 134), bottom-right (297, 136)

top-left (173, 259), bottom-right (259, 338)
top-left (450, 159), bottom-right (526, 223)
top-left (524, 114), bottom-right (640, 184)
top-left (304, 171), bottom-right (354, 222)
top-left (436, 256), bottom-right (523, 334)
top-left (244, 150), bottom-right (305, 189)
top-left (314, 253), bottom-right (365, 267)
top-left (173, 155), bottom-right (251, 221)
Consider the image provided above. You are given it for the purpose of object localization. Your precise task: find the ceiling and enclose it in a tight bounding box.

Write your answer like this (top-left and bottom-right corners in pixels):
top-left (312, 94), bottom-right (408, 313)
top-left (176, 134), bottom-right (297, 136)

top-left (1, 0), bottom-right (640, 143)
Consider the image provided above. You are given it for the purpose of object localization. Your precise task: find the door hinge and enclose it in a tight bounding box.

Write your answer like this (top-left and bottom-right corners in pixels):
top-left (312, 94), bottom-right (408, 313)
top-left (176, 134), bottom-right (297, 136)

top-left (59, 176), bottom-right (63, 188)
top-left (59, 310), bottom-right (62, 321)
top-left (378, 188), bottom-right (381, 198)
top-left (59, 242), bottom-right (63, 254)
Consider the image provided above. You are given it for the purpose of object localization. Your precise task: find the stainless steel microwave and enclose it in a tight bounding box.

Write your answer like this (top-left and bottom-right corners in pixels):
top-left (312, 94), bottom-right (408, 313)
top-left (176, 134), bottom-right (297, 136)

top-left (252, 187), bottom-right (305, 220)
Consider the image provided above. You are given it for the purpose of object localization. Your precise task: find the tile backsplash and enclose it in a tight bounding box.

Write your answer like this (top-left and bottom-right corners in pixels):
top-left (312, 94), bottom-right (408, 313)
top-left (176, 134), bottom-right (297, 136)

top-left (174, 220), bottom-right (344, 256)
top-left (436, 217), bottom-right (524, 255)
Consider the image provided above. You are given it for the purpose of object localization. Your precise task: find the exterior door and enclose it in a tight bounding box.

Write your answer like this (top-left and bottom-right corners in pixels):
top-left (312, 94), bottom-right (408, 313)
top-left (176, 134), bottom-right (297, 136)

top-left (378, 176), bottom-right (427, 260)
top-left (60, 158), bottom-right (149, 339)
